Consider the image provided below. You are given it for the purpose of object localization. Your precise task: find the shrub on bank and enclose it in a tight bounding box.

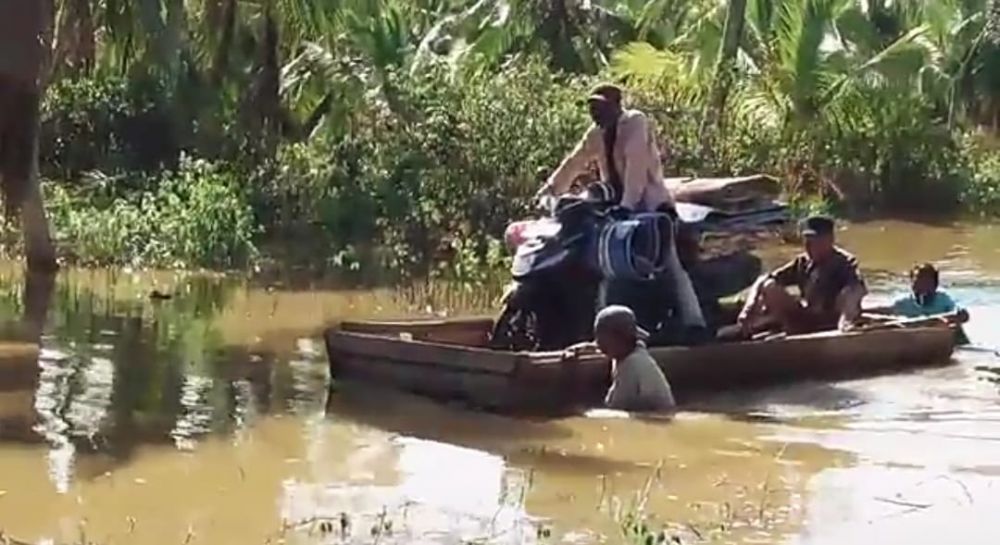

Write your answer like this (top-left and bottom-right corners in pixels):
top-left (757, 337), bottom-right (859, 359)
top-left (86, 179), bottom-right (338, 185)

top-left (48, 157), bottom-right (257, 269)
top-left (41, 76), bottom-right (181, 183)
top-left (34, 63), bottom-right (1000, 274)
top-left (246, 62), bottom-right (589, 276)
top-left (962, 137), bottom-right (1000, 215)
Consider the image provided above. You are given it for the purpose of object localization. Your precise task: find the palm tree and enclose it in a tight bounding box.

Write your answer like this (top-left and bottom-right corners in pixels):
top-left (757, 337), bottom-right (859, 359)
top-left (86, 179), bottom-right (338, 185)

top-left (951, 0), bottom-right (1000, 130)
top-left (701, 0), bottom-right (747, 143)
top-left (412, 0), bottom-right (656, 75)
top-left (728, 0), bottom-right (944, 131)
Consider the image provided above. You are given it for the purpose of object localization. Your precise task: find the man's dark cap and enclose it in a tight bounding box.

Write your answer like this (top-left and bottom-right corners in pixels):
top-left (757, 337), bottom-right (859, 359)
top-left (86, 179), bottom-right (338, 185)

top-left (595, 305), bottom-right (649, 340)
top-left (910, 262), bottom-right (939, 281)
top-left (799, 215), bottom-right (835, 237)
top-left (587, 83), bottom-right (623, 105)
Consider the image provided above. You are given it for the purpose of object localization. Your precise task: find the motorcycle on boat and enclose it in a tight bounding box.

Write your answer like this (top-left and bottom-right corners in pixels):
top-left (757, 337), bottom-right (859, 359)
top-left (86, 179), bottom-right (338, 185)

top-left (488, 185), bottom-right (785, 352)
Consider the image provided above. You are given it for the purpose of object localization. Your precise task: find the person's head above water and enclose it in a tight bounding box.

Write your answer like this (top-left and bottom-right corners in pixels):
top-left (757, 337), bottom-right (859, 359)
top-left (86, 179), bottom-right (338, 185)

top-left (594, 305), bottom-right (647, 359)
top-left (586, 83), bottom-right (624, 129)
top-left (910, 262), bottom-right (939, 299)
top-left (800, 214), bottom-right (836, 262)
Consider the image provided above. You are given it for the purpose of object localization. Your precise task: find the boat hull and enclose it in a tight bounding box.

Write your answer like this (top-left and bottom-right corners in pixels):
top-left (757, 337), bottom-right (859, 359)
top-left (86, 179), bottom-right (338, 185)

top-left (324, 318), bottom-right (956, 414)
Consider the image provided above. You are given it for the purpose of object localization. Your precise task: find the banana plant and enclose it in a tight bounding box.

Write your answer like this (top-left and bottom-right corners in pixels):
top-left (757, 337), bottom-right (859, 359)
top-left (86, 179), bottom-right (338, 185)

top-left (729, 0), bottom-right (947, 131)
top-left (412, 0), bottom-right (653, 75)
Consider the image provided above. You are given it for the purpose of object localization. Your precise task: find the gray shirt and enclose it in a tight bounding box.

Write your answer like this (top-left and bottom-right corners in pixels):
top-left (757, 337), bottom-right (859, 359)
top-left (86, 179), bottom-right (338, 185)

top-left (604, 343), bottom-right (676, 412)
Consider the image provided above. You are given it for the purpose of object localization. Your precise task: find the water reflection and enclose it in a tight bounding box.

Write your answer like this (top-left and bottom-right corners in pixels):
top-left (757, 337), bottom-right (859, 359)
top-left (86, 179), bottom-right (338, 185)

top-left (170, 374), bottom-right (216, 451)
top-left (0, 265), bottom-right (337, 490)
top-left (280, 438), bottom-right (538, 545)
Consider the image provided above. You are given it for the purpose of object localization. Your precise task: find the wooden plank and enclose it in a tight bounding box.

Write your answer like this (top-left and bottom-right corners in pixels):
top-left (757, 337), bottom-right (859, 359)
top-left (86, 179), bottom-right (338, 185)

top-left (669, 175), bottom-right (782, 208)
top-left (341, 316), bottom-right (495, 329)
top-left (326, 330), bottom-right (519, 375)
top-left (518, 355), bottom-right (610, 407)
top-left (333, 353), bottom-right (609, 413)
top-left (333, 354), bottom-right (526, 411)
top-left (649, 327), bottom-right (954, 389)
top-left (340, 317), bottom-right (493, 347)
top-left (0, 343), bottom-right (39, 373)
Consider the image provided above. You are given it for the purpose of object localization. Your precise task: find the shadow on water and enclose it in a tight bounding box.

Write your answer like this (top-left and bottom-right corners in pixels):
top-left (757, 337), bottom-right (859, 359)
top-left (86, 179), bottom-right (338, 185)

top-left (688, 381), bottom-right (869, 420)
top-left (324, 387), bottom-right (713, 480)
top-left (325, 385), bottom-right (575, 446)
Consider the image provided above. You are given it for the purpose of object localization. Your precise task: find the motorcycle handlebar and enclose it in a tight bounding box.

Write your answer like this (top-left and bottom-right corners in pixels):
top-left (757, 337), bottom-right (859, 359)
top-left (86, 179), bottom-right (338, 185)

top-left (536, 194), bottom-right (557, 214)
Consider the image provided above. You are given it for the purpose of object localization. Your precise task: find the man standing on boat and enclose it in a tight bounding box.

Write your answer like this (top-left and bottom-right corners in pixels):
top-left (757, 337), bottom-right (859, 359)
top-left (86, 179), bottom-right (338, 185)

top-left (738, 215), bottom-right (867, 336)
top-left (534, 83), bottom-right (706, 335)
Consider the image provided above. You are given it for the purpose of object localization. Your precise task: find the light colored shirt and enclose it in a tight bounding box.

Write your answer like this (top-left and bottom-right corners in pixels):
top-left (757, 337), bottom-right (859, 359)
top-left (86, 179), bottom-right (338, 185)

top-left (891, 291), bottom-right (960, 317)
top-left (605, 343), bottom-right (675, 412)
top-left (544, 109), bottom-right (675, 212)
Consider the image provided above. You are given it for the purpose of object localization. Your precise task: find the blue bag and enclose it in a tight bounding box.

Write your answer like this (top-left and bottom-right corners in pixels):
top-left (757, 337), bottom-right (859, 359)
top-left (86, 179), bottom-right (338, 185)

top-left (594, 212), bottom-right (674, 281)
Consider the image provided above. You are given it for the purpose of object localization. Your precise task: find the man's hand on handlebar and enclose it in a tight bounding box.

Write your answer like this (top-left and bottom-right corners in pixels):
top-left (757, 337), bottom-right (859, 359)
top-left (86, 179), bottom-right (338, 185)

top-left (533, 184), bottom-right (554, 209)
top-left (607, 205), bottom-right (630, 220)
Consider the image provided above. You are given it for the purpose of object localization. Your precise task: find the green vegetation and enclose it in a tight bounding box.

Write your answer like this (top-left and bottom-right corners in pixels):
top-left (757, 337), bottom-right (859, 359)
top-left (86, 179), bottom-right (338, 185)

top-left (46, 157), bottom-right (257, 268)
top-left (29, 0), bottom-right (1000, 273)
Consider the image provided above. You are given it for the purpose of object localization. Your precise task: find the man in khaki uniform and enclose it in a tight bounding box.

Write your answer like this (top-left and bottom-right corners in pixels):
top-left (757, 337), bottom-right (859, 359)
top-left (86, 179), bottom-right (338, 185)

top-left (536, 84), bottom-right (705, 332)
top-left (537, 84), bottom-right (675, 212)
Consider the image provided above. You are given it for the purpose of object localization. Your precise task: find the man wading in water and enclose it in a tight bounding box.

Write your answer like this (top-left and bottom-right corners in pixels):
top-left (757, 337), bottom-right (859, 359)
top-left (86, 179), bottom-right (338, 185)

top-left (535, 84), bottom-right (706, 339)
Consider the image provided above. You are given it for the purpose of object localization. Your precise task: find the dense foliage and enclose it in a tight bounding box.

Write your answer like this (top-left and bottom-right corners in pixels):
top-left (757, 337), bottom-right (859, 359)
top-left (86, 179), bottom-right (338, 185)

top-left (31, 0), bottom-right (1000, 273)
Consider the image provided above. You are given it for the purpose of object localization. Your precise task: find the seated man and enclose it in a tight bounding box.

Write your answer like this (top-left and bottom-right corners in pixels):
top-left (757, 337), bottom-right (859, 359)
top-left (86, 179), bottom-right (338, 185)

top-left (738, 215), bottom-right (867, 335)
top-left (890, 263), bottom-right (969, 324)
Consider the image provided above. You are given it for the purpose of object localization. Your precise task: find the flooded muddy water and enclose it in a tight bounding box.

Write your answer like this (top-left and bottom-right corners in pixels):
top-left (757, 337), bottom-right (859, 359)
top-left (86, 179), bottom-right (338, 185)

top-left (0, 221), bottom-right (1000, 544)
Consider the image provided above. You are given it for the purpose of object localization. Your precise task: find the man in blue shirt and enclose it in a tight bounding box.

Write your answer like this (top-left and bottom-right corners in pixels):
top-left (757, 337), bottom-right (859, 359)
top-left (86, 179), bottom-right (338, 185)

top-left (891, 263), bottom-right (969, 324)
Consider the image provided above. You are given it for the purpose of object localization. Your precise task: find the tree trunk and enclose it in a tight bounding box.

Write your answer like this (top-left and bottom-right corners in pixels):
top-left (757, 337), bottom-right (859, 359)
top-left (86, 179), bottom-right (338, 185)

top-left (209, 0), bottom-right (237, 86)
top-left (0, 0), bottom-right (57, 273)
top-left (22, 150), bottom-right (57, 273)
top-left (21, 267), bottom-right (56, 343)
top-left (700, 0), bottom-right (748, 151)
top-left (52, 0), bottom-right (95, 77)
top-left (0, 80), bottom-right (56, 273)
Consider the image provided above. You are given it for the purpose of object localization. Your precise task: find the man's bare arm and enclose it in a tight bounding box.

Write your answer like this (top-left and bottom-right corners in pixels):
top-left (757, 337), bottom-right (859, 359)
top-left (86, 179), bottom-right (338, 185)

top-left (619, 114), bottom-right (650, 210)
top-left (836, 283), bottom-right (867, 331)
top-left (539, 128), bottom-right (599, 198)
top-left (738, 274), bottom-right (770, 323)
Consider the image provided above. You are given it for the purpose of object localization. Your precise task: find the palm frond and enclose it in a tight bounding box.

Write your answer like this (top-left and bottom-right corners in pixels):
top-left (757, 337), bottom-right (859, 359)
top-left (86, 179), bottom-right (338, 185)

top-left (672, 3), bottom-right (724, 76)
top-left (731, 81), bottom-right (786, 129)
top-left (411, 13), bottom-right (461, 74)
top-left (610, 41), bottom-right (682, 82)
top-left (746, 0), bottom-right (777, 42)
top-left (855, 25), bottom-right (942, 74)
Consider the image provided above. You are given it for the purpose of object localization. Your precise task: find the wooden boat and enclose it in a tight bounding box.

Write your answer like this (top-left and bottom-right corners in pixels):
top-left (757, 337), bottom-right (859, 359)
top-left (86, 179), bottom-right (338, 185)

top-left (0, 342), bottom-right (41, 392)
top-left (326, 177), bottom-right (945, 413)
top-left (324, 317), bottom-right (957, 414)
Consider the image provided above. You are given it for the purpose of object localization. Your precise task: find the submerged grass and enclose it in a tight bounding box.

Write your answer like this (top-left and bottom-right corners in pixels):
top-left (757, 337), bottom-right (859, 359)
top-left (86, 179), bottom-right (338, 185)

top-left (0, 458), bottom-right (795, 545)
top-left (391, 278), bottom-right (506, 317)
